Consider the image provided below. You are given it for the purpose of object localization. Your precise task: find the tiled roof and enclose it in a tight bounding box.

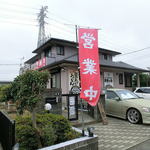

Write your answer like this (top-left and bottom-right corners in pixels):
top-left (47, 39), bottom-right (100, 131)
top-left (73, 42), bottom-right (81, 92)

top-left (64, 54), bottom-right (149, 72)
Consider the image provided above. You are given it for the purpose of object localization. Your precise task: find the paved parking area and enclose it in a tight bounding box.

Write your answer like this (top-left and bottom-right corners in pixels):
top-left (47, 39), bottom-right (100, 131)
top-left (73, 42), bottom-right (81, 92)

top-left (85, 117), bottom-right (150, 150)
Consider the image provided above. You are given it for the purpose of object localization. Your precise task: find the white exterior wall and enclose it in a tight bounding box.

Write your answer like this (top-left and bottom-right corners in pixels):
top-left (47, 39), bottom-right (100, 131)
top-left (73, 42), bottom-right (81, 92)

top-left (101, 69), bottom-right (126, 89)
top-left (60, 67), bottom-right (127, 94)
top-left (61, 68), bottom-right (69, 94)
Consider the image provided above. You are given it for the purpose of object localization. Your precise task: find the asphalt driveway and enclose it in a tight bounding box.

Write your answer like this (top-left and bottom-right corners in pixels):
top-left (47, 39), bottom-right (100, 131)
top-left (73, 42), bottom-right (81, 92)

top-left (86, 116), bottom-right (150, 150)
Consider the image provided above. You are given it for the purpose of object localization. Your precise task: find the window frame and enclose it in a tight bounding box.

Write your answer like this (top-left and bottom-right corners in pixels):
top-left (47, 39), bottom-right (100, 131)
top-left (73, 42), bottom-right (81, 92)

top-left (44, 48), bottom-right (52, 58)
top-left (56, 46), bottom-right (64, 55)
top-left (124, 73), bottom-right (132, 87)
top-left (103, 54), bottom-right (108, 60)
top-left (119, 73), bottom-right (123, 84)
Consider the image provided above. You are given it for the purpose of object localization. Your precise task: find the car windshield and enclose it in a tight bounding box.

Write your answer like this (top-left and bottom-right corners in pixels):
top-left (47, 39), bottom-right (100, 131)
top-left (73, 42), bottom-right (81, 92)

top-left (116, 90), bottom-right (139, 100)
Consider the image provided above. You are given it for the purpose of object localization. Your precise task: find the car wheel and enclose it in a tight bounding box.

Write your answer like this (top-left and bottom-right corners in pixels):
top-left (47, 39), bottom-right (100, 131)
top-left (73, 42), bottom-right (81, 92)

top-left (127, 108), bottom-right (141, 124)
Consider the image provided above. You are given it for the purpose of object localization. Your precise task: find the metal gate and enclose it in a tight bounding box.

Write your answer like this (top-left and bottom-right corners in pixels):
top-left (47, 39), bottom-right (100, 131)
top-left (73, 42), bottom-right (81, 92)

top-left (0, 111), bottom-right (15, 150)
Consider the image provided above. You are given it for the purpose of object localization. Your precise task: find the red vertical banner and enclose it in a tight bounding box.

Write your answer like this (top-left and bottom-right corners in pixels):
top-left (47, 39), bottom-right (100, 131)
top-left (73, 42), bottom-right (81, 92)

top-left (78, 28), bottom-right (101, 106)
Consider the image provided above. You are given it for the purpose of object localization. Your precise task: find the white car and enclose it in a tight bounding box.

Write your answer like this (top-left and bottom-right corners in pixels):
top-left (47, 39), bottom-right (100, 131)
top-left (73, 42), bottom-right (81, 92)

top-left (134, 87), bottom-right (150, 99)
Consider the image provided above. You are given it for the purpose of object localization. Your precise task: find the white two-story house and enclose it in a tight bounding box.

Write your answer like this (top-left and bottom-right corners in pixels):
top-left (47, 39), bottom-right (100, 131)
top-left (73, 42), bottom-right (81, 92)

top-left (25, 38), bottom-right (148, 94)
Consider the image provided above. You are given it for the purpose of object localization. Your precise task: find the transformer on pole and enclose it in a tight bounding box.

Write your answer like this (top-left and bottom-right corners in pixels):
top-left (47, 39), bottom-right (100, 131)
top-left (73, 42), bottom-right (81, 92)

top-left (37, 6), bottom-right (48, 47)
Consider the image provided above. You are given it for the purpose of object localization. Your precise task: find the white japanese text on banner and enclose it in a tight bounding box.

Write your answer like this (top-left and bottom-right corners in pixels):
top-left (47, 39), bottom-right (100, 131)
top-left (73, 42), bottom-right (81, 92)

top-left (78, 28), bottom-right (101, 106)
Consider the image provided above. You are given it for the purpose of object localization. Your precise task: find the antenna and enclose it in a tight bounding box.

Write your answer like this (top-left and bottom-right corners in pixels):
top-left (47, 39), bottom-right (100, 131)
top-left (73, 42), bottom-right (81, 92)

top-left (37, 6), bottom-right (48, 47)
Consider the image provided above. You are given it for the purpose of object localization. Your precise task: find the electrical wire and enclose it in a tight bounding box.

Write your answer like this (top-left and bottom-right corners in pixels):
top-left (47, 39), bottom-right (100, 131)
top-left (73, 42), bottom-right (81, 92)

top-left (47, 22), bottom-right (75, 34)
top-left (0, 7), bottom-right (36, 16)
top-left (1, 3), bottom-right (150, 58)
top-left (47, 26), bottom-right (75, 39)
top-left (118, 46), bottom-right (150, 56)
top-left (99, 32), bottom-right (139, 52)
top-left (0, 1), bottom-right (39, 10)
top-left (0, 64), bottom-right (20, 65)
top-left (0, 16), bottom-right (36, 24)
top-left (0, 20), bottom-right (37, 26)
top-left (48, 11), bottom-right (75, 25)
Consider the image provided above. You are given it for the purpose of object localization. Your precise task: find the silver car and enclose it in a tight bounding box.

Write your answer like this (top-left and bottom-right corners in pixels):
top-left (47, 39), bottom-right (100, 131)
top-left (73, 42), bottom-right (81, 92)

top-left (105, 89), bottom-right (150, 124)
top-left (134, 87), bottom-right (150, 99)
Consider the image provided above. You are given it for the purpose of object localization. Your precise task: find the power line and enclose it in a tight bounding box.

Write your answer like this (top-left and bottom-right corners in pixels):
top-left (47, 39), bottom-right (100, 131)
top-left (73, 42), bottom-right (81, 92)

top-left (0, 20), bottom-right (37, 26)
top-left (0, 64), bottom-right (20, 66)
top-left (0, 7), bottom-right (36, 16)
top-left (118, 46), bottom-right (150, 56)
top-left (0, 11), bottom-right (36, 20)
top-left (1, 4), bottom-right (149, 58)
top-left (48, 11), bottom-right (75, 24)
top-left (0, 1), bottom-right (39, 10)
top-left (47, 22), bottom-right (75, 34)
top-left (0, 16), bottom-right (36, 24)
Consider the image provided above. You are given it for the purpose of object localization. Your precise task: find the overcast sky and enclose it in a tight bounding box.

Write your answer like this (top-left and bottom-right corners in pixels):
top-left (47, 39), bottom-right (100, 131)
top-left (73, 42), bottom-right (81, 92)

top-left (0, 0), bottom-right (150, 81)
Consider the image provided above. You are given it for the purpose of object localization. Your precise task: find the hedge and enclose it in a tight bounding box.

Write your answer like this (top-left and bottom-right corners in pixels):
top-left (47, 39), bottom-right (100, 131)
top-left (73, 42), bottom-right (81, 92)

top-left (16, 113), bottom-right (81, 150)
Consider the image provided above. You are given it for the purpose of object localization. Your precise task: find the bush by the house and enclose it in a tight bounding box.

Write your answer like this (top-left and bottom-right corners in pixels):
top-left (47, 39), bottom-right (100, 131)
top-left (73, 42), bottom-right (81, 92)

top-left (16, 113), bottom-right (81, 150)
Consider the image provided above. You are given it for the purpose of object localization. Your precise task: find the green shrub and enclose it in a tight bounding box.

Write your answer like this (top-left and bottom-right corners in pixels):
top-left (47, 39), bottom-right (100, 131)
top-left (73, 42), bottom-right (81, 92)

top-left (15, 113), bottom-right (81, 150)
top-left (16, 124), bottom-right (39, 150)
top-left (37, 113), bottom-right (72, 143)
top-left (65, 129), bottom-right (81, 140)
top-left (40, 124), bottom-right (57, 147)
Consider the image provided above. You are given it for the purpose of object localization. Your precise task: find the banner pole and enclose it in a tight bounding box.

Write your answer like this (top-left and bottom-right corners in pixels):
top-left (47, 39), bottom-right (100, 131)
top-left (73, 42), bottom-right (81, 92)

top-left (76, 26), bottom-right (85, 136)
top-left (80, 98), bottom-right (85, 136)
top-left (81, 99), bottom-right (85, 136)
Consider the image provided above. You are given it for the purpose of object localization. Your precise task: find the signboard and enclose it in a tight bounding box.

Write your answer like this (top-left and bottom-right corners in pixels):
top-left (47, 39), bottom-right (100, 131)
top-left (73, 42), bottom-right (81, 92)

top-left (69, 70), bottom-right (80, 91)
top-left (68, 95), bottom-right (78, 120)
top-left (35, 57), bottom-right (46, 70)
top-left (104, 72), bottom-right (113, 88)
top-left (78, 28), bottom-right (101, 106)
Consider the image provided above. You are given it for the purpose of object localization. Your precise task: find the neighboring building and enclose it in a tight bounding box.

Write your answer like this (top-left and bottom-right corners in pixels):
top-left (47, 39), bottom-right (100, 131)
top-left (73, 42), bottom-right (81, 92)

top-left (0, 81), bottom-right (12, 86)
top-left (25, 38), bottom-right (149, 94)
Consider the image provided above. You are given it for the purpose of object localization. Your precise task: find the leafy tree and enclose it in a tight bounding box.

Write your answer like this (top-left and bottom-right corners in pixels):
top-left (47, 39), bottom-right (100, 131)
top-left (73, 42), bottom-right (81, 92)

top-left (0, 84), bottom-right (12, 102)
top-left (11, 70), bottom-right (49, 128)
top-left (132, 73), bottom-right (150, 88)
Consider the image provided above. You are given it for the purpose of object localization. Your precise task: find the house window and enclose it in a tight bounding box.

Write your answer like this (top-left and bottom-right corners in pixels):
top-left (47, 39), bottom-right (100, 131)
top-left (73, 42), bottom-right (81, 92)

top-left (57, 46), bottom-right (64, 55)
top-left (45, 48), bottom-right (52, 57)
top-left (103, 54), bottom-right (108, 60)
top-left (51, 73), bottom-right (61, 88)
top-left (119, 73), bottom-right (123, 84)
top-left (51, 74), bottom-right (56, 88)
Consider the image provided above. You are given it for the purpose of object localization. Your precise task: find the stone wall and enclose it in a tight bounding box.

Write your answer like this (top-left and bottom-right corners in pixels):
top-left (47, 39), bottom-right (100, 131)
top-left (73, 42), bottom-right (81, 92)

top-left (38, 135), bottom-right (98, 150)
top-left (37, 88), bottom-right (62, 114)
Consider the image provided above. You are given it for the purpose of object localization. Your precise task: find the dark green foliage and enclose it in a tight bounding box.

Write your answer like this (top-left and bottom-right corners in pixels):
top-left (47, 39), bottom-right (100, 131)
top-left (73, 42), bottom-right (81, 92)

top-left (40, 125), bottom-right (57, 147)
top-left (64, 129), bottom-right (81, 140)
top-left (15, 113), bottom-right (81, 150)
top-left (11, 70), bottom-right (49, 113)
top-left (37, 113), bottom-right (72, 143)
top-left (9, 70), bottom-right (50, 128)
top-left (132, 73), bottom-right (150, 89)
top-left (16, 124), bottom-right (39, 150)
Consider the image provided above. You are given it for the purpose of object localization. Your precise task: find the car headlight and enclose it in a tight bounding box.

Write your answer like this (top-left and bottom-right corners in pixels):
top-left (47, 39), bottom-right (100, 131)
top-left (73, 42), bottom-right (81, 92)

top-left (142, 107), bottom-right (150, 112)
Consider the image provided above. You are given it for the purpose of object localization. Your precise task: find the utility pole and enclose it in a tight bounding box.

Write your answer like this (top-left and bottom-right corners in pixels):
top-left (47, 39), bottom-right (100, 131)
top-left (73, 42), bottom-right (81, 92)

top-left (75, 25), bottom-right (78, 43)
top-left (37, 6), bottom-right (48, 47)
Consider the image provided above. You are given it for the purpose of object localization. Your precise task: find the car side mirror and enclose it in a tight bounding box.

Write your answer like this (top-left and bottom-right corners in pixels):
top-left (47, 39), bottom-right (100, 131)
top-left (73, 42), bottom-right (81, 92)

top-left (114, 97), bottom-right (120, 101)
